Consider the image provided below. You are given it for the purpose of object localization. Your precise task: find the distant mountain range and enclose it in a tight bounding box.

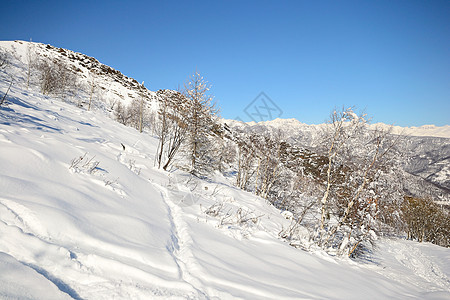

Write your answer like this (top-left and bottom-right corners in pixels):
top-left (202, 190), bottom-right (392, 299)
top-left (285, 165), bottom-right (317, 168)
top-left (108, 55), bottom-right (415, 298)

top-left (227, 118), bottom-right (450, 139)
top-left (224, 118), bottom-right (450, 201)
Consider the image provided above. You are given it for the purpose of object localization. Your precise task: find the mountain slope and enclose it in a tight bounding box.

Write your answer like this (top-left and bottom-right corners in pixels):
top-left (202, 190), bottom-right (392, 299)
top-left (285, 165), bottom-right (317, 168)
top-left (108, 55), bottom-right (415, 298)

top-left (0, 40), bottom-right (156, 112)
top-left (1, 41), bottom-right (450, 299)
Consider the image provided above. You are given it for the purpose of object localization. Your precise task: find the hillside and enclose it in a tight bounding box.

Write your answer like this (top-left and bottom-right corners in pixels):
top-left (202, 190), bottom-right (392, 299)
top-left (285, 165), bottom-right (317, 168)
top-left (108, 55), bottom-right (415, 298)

top-left (0, 40), bottom-right (156, 111)
top-left (1, 41), bottom-right (450, 299)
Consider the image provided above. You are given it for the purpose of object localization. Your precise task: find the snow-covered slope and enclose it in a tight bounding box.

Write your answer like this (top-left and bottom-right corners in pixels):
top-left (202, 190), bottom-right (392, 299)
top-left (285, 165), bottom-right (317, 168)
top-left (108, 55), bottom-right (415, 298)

top-left (1, 41), bottom-right (450, 299)
top-left (0, 40), bottom-right (157, 112)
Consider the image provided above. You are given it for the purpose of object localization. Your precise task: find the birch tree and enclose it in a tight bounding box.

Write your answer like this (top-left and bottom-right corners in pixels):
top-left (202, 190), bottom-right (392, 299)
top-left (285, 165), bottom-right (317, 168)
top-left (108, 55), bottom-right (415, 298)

top-left (319, 107), bottom-right (366, 230)
top-left (316, 108), bottom-right (402, 255)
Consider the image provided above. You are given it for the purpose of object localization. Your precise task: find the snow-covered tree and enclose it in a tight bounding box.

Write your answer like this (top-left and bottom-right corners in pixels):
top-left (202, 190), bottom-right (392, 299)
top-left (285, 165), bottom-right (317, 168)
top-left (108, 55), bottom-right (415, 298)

top-left (315, 107), bottom-right (403, 255)
top-left (318, 107), bottom-right (367, 230)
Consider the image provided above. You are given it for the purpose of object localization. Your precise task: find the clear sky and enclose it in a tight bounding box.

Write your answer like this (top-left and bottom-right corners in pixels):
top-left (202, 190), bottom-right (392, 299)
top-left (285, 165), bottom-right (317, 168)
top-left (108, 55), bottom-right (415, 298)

top-left (2, 0), bottom-right (449, 126)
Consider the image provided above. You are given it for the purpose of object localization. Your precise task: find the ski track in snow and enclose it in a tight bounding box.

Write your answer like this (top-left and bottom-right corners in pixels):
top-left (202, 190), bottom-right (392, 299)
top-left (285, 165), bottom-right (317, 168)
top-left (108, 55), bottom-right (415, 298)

top-left (155, 184), bottom-right (209, 299)
top-left (0, 191), bottom-right (199, 299)
top-left (396, 247), bottom-right (450, 291)
top-left (0, 103), bottom-right (199, 297)
top-left (377, 240), bottom-right (450, 292)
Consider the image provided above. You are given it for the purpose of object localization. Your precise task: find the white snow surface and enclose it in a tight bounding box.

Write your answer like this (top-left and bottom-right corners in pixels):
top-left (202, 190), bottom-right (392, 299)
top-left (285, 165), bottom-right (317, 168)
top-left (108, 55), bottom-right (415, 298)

top-left (1, 41), bottom-right (450, 299)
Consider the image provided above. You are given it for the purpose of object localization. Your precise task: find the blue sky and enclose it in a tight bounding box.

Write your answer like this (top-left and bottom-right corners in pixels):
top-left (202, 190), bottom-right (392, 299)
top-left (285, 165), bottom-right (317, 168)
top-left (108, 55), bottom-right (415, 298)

top-left (3, 0), bottom-right (449, 126)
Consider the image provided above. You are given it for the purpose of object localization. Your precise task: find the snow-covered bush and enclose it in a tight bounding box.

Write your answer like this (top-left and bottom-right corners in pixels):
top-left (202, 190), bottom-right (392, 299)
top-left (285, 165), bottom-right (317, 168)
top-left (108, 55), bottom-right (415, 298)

top-left (69, 153), bottom-right (101, 174)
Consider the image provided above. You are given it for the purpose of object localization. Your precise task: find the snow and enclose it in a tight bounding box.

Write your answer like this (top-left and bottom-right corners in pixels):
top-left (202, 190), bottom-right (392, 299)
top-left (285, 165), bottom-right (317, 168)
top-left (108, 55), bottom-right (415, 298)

top-left (0, 252), bottom-right (74, 300)
top-left (1, 40), bottom-right (450, 299)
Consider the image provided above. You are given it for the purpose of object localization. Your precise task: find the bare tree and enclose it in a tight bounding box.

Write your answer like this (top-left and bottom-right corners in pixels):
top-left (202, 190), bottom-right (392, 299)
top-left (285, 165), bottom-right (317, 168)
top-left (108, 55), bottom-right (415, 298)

top-left (26, 42), bottom-right (36, 89)
top-left (37, 57), bottom-right (77, 99)
top-left (402, 196), bottom-right (449, 247)
top-left (128, 97), bottom-right (143, 130)
top-left (114, 102), bottom-right (130, 125)
top-left (0, 50), bottom-right (9, 70)
top-left (235, 133), bottom-right (258, 189)
top-left (156, 90), bottom-right (169, 169)
top-left (155, 89), bottom-right (189, 171)
top-left (0, 80), bottom-right (12, 107)
top-left (183, 71), bottom-right (219, 175)
top-left (253, 132), bottom-right (285, 199)
top-left (0, 50), bottom-right (12, 107)
top-left (88, 70), bottom-right (96, 110)
top-left (138, 82), bottom-right (145, 133)
top-left (216, 138), bottom-right (236, 173)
